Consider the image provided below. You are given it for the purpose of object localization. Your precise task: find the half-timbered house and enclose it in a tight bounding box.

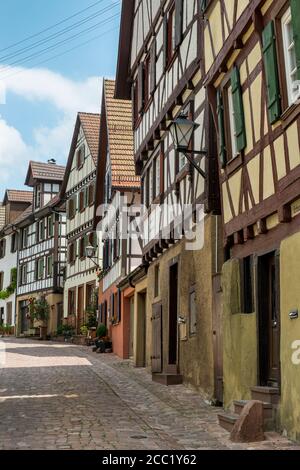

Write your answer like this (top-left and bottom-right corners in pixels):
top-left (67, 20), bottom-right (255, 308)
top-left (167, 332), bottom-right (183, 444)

top-left (203, 0), bottom-right (300, 440)
top-left (94, 79), bottom-right (141, 359)
top-left (115, 0), bottom-right (222, 395)
top-left (61, 113), bottom-right (100, 332)
top-left (0, 190), bottom-right (33, 328)
top-left (15, 161), bottom-right (66, 336)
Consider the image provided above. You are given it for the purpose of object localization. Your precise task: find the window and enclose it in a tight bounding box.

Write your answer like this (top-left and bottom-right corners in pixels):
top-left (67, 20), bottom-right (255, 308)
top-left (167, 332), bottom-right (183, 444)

top-left (35, 184), bottom-right (41, 209)
top-left (154, 155), bottom-right (161, 199)
top-left (76, 145), bottom-right (85, 169)
top-left (0, 272), bottom-right (4, 291)
top-left (47, 215), bottom-right (54, 238)
top-left (167, 6), bottom-right (176, 65)
top-left (241, 256), bottom-right (253, 313)
top-left (38, 219), bottom-right (45, 242)
top-left (88, 183), bottom-right (95, 206)
top-left (154, 265), bottom-right (160, 298)
top-left (227, 84), bottom-right (238, 159)
top-left (11, 233), bottom-right (18, 253)
top-left (79, 237), bottom-right (86, 259)
top-left (68, 242), bottom-right (76, 264)
top-left (20, 264), bottom-right (27, 285)
top-left (68, 289), bottom-right (76, 316)
top-left (0, 239), bottom-right (6, 259)
top-left (144, 55), bottom-right (150, 107)
top-left (46, 255), bottom-right (53, 277)
top-left (178, 151), bottom-right (186, 172)
top-left (79, 189), bottom-right (85, 212)
top-left (86, 283), bottom-right (95, 309)
top-left (189, 287), bottom-right (197, 336)
top-left (282, 7), bottom-right (298, 105)
top-left (37, 258), bottom-right (45, 280)
top-left (67, 197), bottom-right (76, 219)
top-left (218, 66), bottom-right (246, 165)
top-left (22, 228), bottom-right (28, 249)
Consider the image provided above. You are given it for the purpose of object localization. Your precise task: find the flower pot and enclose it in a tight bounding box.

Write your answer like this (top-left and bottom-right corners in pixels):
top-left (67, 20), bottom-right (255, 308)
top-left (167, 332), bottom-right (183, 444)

top-left (33, 319), bottom-right (47, 329)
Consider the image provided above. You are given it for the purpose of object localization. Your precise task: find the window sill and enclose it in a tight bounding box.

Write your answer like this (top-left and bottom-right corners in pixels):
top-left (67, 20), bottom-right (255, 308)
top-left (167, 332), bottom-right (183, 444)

top-left (281, 100), bottom-right (300, 129)
top-left (224, 153), bottom-right (243, 175)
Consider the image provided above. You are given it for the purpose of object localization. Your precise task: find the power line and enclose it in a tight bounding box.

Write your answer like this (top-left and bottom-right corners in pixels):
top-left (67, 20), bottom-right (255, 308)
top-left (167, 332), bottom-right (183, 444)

top-left (0, 13), bottom-right (120, 76)
top-left (0, 26), bottom-right (118, 83)
top-left (0, 2), bottom-right (120, 64)
top-left (0, 0), bottom-right (107, 54)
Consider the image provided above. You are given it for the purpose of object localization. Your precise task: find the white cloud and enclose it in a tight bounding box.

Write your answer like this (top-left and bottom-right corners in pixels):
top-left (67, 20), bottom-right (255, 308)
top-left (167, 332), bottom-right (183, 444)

top-left (0, 65), bottom-right (103, 190)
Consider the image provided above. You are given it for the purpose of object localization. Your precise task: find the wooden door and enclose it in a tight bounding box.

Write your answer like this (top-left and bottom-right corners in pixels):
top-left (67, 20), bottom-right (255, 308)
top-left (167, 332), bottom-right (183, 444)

top-left (77, 286), bottom-right (85, 332)
top-left (20, 302), bottom-right (29, 333)
top-left (6, 302), bottom-right (12, 326)
top-left (169, 263), bottom-right (178, 366)
top-left (152, 302), bottom-right (162, 373)
top-left (57, 303), bottom-right (63, 328)
top-left (258, 252), bottom-right (280, 387)
top-left (129, 296), bottom-right (134, 358)
top-left (212, 273), bottom-right (223, 403)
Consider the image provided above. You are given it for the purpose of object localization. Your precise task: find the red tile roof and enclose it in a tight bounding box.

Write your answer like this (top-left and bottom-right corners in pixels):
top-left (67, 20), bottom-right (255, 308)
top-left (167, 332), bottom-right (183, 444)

top-left (104, 79), bottom-right (140, 189)
top-left (25, 161), bottom-right (66, 186)
top-left (4, 190), bottom-right (33, 203)
top-left (78, 112), bottom-right (100, 164)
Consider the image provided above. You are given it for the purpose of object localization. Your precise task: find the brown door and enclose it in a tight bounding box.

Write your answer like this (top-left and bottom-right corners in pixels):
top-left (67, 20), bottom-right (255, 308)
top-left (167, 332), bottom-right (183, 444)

top-left (212, 274), bottom-right (223, 403)
top-left (77, 286), bottom-right (85, 332)
top-left (152, 302), bottom-right (162, 373)
top-left (258, 252), bottom-right (280, 386)
top-left (129, 297), bottom-right (134, 358)
top-left (57, 303), bottom-right (63, 328)
top-left (6, 302), bottom-right (13, 326)
top-left (169, 263), bottom-right (178, 366)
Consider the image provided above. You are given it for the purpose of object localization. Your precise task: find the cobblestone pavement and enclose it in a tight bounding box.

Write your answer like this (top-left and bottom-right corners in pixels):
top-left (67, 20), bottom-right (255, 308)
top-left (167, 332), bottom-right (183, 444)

top-left (0, 338), bottom-right (299, 450)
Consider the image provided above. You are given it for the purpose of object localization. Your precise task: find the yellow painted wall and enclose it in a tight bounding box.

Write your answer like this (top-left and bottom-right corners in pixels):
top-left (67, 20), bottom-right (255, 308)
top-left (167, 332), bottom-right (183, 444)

top-left (222, 259), bottom-right (257, 409)
top-left (145, 215), bottom-right (220, 398)
top-left (280, 232), bottom-right (300, 441)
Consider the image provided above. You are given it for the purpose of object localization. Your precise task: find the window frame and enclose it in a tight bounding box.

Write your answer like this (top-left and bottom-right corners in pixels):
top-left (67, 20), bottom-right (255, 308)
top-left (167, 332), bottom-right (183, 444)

top-left (281, 6), bottom-right (298, 107)
top-left (76, 145), bottom-right (85, 169)
top-left (223, 80), bottom-right (238, 162)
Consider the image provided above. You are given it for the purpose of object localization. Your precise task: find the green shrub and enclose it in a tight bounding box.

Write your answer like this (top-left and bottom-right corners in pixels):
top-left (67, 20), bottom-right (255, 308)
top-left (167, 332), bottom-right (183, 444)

top-left (80, 325), bottom-right (89, 336)
top-left (96, 323), bottom-right (107, 338)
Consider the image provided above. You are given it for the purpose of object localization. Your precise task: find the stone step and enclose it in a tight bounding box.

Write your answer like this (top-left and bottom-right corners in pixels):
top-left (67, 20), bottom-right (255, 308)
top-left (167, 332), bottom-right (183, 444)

top-left (234, 400), bottom-right (273, 420)
top-left (251, 386), bottom-right (280, 405)
top-left (152, 373), bottom-right (183, 386)
top-left (218, 412), bottom-right (239, 433)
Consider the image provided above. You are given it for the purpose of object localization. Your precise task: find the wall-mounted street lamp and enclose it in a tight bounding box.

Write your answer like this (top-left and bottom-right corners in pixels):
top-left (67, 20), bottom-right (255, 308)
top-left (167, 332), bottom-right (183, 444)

top-left (169, 113), bottom-right (207, 179)
top-left (85, 245), bottom-right (99, 268)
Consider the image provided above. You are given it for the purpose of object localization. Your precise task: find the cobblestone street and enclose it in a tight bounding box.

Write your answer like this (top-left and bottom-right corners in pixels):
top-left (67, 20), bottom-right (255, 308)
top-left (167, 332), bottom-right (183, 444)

top-left (0, 338), bottom-right (299, 450)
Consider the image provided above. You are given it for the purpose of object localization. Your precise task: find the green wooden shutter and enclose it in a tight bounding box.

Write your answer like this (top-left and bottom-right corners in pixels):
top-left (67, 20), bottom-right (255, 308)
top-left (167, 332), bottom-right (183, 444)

top-left (262, 21), bottom-right (281, 124)
top-left (163, 15), bottom-right (168, 69)
top-left (217, 90), bottom-right (226, 168)
top-left (175, 0), bottom-right (183, 48)
top-left (291, 0), bottom-right (300, 79)
top-left (201, 0), bottom-right (207, 12)
top-left (231, 66), bottom-right (247, 152)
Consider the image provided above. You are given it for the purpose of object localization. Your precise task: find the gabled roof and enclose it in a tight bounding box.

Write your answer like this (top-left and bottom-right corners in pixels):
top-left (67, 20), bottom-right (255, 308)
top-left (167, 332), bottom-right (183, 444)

top-left (78, 112), bottom-right (100, 164)
top-left (3, 189), bottom-right (33, 205)
top-left (115, 0), bottom-right (135, 99)
top-left (104, 79), bottom-right (140, 188)
top-left (25, 161), bottom-right (66, 187)
top-left (60, 112), bottom-right (100, 198)
top-left (13, 204), bottom-right (34, 227)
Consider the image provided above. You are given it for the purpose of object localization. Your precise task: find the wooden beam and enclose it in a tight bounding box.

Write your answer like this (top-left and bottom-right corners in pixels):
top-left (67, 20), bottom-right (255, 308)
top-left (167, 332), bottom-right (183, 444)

top-left (278, 204), bottom-right (292, 224)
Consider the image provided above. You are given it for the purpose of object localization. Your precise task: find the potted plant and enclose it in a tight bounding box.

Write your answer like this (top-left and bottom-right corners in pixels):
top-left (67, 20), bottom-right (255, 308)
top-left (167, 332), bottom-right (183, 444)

top-left (29, 296), bottom-right (50, 338)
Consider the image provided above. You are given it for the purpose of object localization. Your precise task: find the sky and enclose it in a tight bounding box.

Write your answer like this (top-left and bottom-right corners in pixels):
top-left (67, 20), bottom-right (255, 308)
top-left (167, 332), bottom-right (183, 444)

top-left (0, 0), bottom-right (121, 196)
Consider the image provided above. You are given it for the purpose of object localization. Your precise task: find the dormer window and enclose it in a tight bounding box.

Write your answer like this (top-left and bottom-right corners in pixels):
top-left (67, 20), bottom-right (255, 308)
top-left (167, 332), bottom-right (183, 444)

top-left (35, 184), bottom-right (41, 209)
top-left (76, 145), bottom-right (85, 169)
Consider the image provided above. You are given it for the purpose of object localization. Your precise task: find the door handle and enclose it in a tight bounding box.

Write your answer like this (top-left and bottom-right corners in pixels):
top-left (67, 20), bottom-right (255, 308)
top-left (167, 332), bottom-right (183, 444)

top-left (272, 320), bottom-right (278, 328)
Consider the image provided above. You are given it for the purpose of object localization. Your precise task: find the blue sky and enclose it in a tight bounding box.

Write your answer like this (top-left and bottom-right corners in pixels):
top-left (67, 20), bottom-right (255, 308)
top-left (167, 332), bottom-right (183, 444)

top-left (0, 0), bottom-right (121, 195)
